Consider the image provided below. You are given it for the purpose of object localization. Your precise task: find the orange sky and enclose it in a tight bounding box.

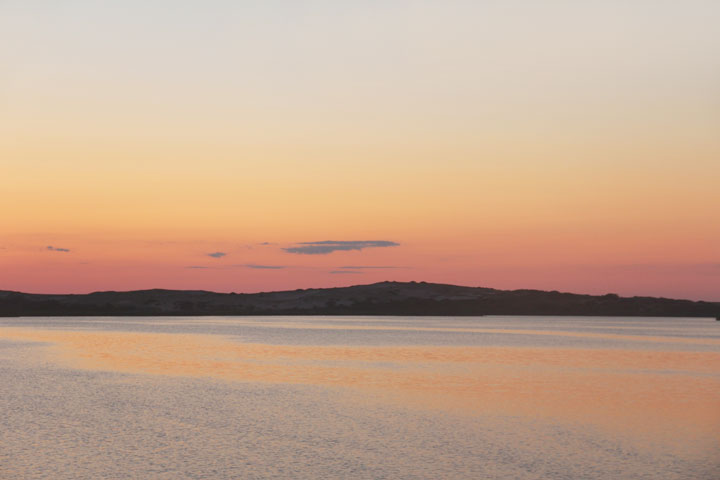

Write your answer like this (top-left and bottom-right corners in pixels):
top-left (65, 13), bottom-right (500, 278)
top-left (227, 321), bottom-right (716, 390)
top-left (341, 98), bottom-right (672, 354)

top-left (1, 1), bottom-right (719, 299)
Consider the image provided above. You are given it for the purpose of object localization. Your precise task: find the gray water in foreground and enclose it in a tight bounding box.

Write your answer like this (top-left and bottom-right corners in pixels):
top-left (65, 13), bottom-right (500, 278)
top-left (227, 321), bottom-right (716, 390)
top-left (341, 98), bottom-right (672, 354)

top-left (1, 316), bottom-right (719, 479)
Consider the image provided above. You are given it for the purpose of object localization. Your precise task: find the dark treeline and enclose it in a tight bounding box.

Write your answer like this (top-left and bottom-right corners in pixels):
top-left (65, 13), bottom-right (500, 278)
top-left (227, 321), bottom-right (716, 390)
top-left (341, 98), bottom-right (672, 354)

top-left (1, 281), bottom-right (718, 318)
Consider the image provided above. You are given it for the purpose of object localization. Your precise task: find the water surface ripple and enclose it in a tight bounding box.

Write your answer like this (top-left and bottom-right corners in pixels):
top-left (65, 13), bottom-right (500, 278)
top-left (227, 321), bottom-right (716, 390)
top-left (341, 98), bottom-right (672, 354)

top-left (1, 316), bottom-right (718, 479)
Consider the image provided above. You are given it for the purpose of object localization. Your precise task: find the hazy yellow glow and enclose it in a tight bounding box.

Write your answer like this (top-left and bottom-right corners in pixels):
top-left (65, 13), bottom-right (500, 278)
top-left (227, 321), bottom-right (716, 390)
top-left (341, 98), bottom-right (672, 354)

top-left (1, 1), bottom-right (719, 298)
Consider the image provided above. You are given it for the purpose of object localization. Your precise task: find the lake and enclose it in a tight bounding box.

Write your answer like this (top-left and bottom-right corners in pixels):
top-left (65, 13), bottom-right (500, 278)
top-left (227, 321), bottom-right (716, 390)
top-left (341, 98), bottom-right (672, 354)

top-left (1, 315), bottom-right (718, 479)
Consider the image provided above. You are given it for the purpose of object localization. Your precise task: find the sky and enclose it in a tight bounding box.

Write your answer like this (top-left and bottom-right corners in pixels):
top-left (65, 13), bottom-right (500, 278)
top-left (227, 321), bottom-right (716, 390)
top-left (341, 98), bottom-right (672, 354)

top-left (1, 0), bottom-right (719, 300)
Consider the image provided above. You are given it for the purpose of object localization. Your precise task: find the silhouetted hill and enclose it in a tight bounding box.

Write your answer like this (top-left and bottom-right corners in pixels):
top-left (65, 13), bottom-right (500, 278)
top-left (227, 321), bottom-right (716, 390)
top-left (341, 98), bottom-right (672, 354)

top-left (1, 281), bottom-right (718, 317)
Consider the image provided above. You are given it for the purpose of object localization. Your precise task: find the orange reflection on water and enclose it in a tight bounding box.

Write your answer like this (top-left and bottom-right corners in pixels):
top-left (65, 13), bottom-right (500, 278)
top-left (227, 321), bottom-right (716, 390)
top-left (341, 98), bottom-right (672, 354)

top-left (109, 319), bottom-right (720, 347)
top-left (2, 327), bottom-right (719, 446)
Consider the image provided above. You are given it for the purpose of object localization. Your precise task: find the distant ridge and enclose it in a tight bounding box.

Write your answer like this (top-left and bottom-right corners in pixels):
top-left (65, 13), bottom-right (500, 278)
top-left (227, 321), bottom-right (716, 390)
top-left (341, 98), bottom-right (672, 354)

top-left (1, 281), bottom-right (718, 317)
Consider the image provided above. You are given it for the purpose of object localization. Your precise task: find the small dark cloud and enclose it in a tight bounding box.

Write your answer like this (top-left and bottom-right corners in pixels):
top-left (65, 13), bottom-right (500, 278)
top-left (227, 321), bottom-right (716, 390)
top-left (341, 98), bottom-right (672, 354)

top-left (284, 240), bottom-right (399, 255)
top-left (47, 246), bottom-right (70, 253)
top-left (207, 252), bottom-right (227, 258)
top-left (243, 264), bottom-right (286, 269)
top-left (259, 242), bottom-right (276, 246)
top-left (329, 270), bottom-right (364, 274)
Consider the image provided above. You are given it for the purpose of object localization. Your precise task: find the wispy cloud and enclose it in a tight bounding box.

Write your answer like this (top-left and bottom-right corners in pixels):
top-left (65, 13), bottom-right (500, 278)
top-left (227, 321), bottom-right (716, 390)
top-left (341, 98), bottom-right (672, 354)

top-left (605, 263), bottom-right (720, 276)
top-left (206, 252), bottom-right (227, 258)
top-left (47, 246), bottom-right (70, 253)
top-left (284, 240), bottom-right (399, 255)
top-left (186, 264), bottom-right (287, 270)
top-left (339, 265), bottom-right (401, 269)
top-left (329, 270), bottom-right (364, 274)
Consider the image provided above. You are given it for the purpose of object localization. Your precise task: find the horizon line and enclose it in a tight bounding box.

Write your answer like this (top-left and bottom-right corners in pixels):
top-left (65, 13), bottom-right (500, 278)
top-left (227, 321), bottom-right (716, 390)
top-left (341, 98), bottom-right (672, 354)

top-left (1, 280), bottom-right (718, 304)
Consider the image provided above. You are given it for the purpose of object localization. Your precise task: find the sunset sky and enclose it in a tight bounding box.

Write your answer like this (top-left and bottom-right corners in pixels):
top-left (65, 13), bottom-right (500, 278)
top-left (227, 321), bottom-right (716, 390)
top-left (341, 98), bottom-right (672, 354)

top-left (1, 1), bottom-right (719, 300)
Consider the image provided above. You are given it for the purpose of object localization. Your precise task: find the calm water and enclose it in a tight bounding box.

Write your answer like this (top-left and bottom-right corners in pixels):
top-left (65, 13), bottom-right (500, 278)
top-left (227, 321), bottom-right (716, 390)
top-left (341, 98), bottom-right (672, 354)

top-left (1, 316), bottom-right (718, 479)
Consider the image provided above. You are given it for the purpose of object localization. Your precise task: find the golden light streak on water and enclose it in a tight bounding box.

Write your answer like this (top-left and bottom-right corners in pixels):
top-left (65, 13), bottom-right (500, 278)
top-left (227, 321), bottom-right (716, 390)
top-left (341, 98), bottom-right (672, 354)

top-left (2, 326), bottom-right (719, 450)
